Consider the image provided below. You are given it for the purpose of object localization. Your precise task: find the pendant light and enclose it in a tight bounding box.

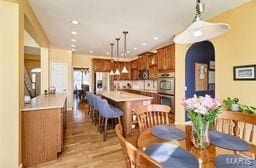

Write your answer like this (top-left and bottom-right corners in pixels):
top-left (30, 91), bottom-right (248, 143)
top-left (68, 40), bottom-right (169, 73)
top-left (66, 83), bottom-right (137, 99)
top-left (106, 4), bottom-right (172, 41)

top-left (121, 31), bottom-right (129, 74)
top-left (114, 38), bottom-right (120, 75)
top-left (109, 43), bottom-right (115, 75)
top-left (173, 0), bottom-right (230, 44)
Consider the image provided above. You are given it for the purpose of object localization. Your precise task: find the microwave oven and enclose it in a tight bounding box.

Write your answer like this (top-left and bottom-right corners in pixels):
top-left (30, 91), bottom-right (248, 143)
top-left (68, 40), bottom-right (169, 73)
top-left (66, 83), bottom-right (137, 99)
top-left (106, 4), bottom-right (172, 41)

top-left (139, 70), bottom-right (149, 80)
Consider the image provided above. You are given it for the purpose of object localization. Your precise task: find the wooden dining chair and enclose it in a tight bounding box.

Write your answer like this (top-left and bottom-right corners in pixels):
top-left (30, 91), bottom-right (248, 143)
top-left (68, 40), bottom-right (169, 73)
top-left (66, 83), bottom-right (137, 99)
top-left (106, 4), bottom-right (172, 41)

top-left (115, 123), bottom-right (162, 168)
top-left (216, 111), bottom-right (256, 145)
top-left (135, 104), bottom-right (172, 133)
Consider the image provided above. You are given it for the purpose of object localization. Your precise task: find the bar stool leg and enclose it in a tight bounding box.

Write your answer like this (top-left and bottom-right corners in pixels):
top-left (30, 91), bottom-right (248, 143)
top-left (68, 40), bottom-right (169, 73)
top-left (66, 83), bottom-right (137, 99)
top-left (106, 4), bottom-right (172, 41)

top-left (103, 118), bottom-right (108, 141)
top-left (98, 115), bottom-right (101, 132)
top-left (118, 117), bottom-right (121, 125)
top-left (95, 111), bottom-right (98, 126)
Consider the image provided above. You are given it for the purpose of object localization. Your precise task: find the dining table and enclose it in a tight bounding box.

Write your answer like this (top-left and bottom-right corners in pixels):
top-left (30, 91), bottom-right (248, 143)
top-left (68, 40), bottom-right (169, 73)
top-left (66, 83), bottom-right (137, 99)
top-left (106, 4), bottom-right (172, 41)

top-left (137, 124), bottom-right (256, 168)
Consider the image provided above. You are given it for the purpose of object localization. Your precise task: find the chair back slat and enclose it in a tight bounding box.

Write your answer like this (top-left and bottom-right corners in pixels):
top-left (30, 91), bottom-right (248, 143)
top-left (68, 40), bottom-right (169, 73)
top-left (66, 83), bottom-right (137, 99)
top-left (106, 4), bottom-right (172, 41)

top-left (216, 111), bottom-right (256, 145)
top-left (135, 104), bottom-right (172, 132)
top-left (115, 124), bottom-right (162, 168)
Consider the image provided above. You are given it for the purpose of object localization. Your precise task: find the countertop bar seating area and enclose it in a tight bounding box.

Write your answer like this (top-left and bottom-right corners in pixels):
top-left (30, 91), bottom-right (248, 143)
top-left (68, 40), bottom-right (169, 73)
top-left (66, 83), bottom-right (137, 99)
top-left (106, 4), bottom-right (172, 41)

top-left (1, 0), bottom-right (256, 168)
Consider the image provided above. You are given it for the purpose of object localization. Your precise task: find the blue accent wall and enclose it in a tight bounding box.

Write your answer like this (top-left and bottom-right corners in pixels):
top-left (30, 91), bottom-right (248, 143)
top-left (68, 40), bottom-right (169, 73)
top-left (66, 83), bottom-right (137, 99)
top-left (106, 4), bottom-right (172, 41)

top-left (185, 41), bottom-right (215, 121)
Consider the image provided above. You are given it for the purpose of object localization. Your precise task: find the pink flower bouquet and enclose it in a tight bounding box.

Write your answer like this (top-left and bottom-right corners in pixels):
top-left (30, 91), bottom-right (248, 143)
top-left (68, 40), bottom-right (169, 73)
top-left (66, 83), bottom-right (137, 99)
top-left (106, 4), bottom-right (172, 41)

top-left (182, 95), bottom-right (222, 149)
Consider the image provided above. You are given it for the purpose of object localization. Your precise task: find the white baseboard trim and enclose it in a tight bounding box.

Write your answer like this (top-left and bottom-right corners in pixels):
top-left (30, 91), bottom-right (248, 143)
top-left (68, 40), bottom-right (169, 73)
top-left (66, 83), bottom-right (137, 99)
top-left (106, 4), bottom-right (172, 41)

top-left (18, 163), bottom-right (22, 168)
top-left (67, 107), bottom-right (73, 111)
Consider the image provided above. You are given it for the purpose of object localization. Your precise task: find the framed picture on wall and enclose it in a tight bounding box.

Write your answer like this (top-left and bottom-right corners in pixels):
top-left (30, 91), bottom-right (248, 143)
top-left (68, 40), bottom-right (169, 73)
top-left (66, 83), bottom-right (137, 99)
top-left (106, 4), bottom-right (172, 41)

top-left (233, 65), bottom-right (256, 80)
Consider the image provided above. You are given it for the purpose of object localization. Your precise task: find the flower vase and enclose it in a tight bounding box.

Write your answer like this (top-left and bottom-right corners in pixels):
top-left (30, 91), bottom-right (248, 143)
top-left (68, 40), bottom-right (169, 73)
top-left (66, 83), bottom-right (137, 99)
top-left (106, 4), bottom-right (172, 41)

top-left (191, 121), bottom-right (210, 149)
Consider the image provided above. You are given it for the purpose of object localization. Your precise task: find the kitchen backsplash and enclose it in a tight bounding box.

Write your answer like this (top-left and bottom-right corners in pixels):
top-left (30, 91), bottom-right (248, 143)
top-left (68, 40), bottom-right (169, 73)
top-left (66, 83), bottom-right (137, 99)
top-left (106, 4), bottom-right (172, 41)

top-left (114, 80), bottom-right (157, 91)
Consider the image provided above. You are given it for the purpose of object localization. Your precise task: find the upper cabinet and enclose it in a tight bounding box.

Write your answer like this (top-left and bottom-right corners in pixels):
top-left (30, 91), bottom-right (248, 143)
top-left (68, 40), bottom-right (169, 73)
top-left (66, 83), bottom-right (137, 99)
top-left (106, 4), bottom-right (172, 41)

top-left (138, 52), bottom-right (152, 70)
top-left (157, 44), bottom-right (175, 72)
top-left (131, 59), bottom-right (138, 69)
top-left (92, 59), bottom-right (112, 72)
top-left (149, 53), bottom-right (158, 79)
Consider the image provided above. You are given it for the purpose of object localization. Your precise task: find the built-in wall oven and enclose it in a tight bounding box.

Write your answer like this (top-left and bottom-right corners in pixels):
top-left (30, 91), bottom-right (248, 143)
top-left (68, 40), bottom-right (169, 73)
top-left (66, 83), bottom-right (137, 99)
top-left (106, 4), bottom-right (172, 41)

top-left (157, 73), bottom-right (175, 95)
top-left (157, 72), bottom-right (175, 113)
top-left (158, 94), bottom-right (175, 113)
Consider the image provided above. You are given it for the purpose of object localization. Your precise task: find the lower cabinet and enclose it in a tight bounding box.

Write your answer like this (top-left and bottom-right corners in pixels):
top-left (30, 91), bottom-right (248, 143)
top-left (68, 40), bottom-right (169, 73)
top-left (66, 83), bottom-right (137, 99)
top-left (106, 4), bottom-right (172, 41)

top-left (21, 98), bottom-right (67, 167)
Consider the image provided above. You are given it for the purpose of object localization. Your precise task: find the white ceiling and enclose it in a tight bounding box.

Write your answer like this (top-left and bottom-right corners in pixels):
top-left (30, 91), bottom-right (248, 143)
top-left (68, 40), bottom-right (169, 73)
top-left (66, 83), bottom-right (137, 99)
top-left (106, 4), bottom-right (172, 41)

top-left (28, 0), bottom-right (250, 57)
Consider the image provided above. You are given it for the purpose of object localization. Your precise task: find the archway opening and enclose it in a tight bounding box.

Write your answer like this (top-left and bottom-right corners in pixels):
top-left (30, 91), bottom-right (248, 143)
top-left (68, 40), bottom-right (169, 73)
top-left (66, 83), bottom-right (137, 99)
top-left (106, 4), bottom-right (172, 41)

top-left (185, 41), bottom-right (215, 121)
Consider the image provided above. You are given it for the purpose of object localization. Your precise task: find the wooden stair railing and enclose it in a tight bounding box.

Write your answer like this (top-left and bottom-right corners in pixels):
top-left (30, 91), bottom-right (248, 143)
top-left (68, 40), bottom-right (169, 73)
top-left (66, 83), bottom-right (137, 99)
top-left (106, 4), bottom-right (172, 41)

top-left (24, 65), bottom-right (36, 98)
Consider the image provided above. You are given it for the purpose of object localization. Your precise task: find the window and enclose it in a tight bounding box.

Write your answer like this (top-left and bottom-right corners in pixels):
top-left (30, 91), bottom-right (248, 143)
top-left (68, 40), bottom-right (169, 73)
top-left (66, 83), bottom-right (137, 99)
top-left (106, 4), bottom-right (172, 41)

top-left (73, 68), bottom-right (89, 90)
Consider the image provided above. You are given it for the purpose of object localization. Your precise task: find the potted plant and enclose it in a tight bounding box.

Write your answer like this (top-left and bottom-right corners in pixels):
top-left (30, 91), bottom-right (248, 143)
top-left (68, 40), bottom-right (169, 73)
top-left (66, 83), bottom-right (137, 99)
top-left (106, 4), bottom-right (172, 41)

top-left (182, 95), bottom-right (221, 149)
top-left (223, 97), bottom-right (232, 111)
top-left (240, 105), bottom-right (256, 114)
top-left (231, 98), bottom-right (240, 112)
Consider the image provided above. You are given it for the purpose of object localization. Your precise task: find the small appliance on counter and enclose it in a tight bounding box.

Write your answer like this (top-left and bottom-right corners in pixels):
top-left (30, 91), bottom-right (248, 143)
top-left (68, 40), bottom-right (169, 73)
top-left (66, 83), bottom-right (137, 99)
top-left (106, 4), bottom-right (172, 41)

top-left (24, 96), bottom-right (31, 104)
top-left (157, 72), bottom-right (175, 113)
top-left (49, 86), bottom-right (56, 94)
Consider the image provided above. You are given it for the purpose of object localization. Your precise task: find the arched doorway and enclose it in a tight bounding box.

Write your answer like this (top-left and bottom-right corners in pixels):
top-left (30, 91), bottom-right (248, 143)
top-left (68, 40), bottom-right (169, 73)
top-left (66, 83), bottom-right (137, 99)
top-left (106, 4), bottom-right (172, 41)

top-left (185, 41), bottom-right (215, 121)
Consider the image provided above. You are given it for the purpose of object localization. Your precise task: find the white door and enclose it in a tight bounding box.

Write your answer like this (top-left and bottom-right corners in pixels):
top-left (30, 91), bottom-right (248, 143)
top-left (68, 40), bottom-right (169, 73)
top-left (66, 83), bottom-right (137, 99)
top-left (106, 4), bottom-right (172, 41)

top-left (51, 63), bottom-right (68, 92)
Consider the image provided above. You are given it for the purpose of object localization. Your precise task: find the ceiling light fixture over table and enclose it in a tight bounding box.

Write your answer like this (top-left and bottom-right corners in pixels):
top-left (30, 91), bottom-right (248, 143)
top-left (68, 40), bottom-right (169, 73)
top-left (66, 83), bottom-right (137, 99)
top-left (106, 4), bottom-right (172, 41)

top-left (173, 0), bottom-right (230, 44)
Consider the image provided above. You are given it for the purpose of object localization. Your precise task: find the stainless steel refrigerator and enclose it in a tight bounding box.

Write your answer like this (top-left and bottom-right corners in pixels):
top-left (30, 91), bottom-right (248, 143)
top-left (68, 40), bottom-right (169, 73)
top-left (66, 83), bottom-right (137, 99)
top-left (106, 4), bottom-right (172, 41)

top-left (94, 72), bottom-right (113, 93)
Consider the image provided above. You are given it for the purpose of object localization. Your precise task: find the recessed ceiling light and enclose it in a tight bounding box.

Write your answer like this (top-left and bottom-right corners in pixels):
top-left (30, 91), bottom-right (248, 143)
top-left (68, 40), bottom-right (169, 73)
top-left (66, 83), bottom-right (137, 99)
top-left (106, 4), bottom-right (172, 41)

top-left (154, 37), bottom-right (158, 40)
top-left (71, 48), bottom-right (75, 51)
top-left (72, 31), bottom-right (77, 35)
top-left (90, 51), bottom-right (93, 54)
top-left (142, 42), bottom-right (147, 46)
top-left (106, 52), bottom-right (110, 55)
top-left (126, 51), bottom-right (130, 54)
top-left (133, 47), bottom-right (137, 50)
top-left (71, 20), bottom-right (79, 25)
top-left (71, 39), bottom-right (76, 42)
top-left (71, 44), bottom-right (76, 47)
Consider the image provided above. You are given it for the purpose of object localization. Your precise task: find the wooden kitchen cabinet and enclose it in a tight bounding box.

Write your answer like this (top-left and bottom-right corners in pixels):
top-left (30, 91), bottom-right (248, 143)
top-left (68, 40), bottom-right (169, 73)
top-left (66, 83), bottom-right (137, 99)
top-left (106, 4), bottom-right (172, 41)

top-left (131, 59), bottom-right (138, 69)
top-left (157, 44), bottom-right (175, 72)
top-left (138, 52), bottom-right (152, 70)
top-left (92, 58), bottom-right (112, 72)
top-left (104, 59), bottom-right (112, 72)
top-left (131, 69), bottom-right (138, 80)
top-left (149, 65), bottom-right (158, 79)
top-left (149, 53), bottom-right (158, 79)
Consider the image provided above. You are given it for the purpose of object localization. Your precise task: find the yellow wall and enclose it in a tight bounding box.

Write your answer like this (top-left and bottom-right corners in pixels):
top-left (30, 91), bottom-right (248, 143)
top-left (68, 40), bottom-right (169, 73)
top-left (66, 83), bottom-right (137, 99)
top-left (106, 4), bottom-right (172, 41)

top-left (0, 1), bottom-right (20, 167)
top-left (40, 47), bottom-right (50, 93)
top-left (211, 0), bottom-right (256, 106)
top-left (175, 0), bottom-right (256, 124)
top-left (50, 48), bottom-right (73, 109)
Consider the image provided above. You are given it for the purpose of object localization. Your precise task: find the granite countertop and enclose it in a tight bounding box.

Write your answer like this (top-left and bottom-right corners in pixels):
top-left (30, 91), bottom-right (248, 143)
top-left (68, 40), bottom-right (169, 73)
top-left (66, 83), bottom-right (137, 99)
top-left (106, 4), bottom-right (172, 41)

top-left (21, 93), bottom-right (67, 111)
top-left (123, 88), bottom-right (158, 94)
top-left (99, 91), bottom-right (153, 102)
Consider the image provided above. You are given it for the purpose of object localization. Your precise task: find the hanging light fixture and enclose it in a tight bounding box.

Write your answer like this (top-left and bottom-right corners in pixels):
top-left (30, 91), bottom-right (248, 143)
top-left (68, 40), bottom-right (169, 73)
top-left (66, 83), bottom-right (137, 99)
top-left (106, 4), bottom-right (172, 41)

top-left (114, 38), bottom-right (120, 75)
top-left (109, 43), bottom-right (115, 75)
top-left (173, 0), bottom-right (230, 44)
top-left (121, 31), bottom-right (129, 74)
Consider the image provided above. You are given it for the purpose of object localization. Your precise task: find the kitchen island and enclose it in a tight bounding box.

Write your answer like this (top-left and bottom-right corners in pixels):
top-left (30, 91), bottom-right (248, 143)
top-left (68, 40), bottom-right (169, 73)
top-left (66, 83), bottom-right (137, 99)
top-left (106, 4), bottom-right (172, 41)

top-left (21, 93), bottom-right (67, 167)
top-left (99, 91), bottom-right (152, 137)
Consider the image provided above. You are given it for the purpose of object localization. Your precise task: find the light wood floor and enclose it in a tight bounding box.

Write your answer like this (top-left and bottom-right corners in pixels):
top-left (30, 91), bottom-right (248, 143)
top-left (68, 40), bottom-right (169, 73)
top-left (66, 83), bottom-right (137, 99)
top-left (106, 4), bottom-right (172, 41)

top-left (30, 98), bottom-right (126, 168)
